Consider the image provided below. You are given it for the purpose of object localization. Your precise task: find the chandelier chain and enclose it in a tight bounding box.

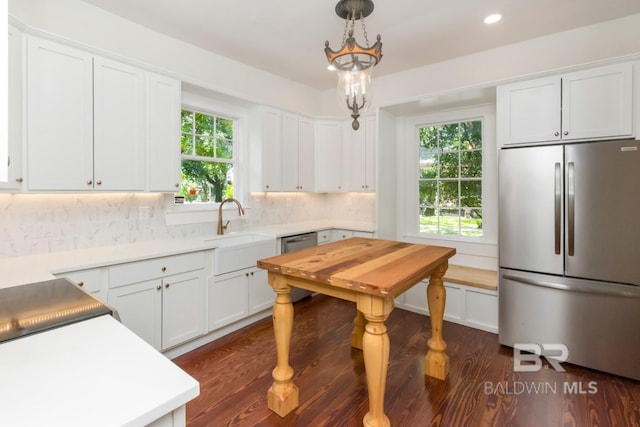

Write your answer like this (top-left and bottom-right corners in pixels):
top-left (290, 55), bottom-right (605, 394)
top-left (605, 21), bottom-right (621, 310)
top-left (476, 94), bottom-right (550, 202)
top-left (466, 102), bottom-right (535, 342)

top-left (361, 16), bottom-right (371, 47)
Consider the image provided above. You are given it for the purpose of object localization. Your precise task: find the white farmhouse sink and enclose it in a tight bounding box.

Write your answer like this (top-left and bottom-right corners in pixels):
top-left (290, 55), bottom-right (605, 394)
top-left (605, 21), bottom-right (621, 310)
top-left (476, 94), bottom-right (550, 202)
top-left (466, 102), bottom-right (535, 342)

top-left (206, 233), bottom-right (274, 247)
top-left (206, 233), bottom-right (276, 275)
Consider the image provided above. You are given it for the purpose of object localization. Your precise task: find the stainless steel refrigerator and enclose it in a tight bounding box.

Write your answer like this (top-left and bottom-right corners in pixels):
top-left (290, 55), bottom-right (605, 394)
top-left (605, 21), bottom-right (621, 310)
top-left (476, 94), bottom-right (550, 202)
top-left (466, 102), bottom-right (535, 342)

top-left (499, 138), bottom-right (640, 380)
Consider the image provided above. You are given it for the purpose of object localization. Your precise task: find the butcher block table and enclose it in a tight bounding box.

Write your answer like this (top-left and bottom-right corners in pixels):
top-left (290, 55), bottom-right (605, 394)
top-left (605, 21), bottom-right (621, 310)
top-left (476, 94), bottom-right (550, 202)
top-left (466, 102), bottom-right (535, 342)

top-left (257, 237), bottom-right (456, 427)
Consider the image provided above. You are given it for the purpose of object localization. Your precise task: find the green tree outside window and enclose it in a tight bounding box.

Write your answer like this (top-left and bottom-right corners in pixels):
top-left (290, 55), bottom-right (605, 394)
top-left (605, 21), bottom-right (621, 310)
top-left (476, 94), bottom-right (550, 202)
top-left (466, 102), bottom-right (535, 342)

top-left (178, 110), bottom-right (235, 203)
top-left (418, 120), bottom-right (483, 237)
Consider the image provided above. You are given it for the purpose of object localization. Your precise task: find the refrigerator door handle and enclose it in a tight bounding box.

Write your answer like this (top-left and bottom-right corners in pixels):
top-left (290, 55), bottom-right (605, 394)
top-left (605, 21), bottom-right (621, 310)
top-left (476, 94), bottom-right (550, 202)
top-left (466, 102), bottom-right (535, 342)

top-left (554, 162), bottom-right (561, 255)
top-left (502, 273), bottom-right (640, 298)
top-left (567, 161), bottom-right (575, 256)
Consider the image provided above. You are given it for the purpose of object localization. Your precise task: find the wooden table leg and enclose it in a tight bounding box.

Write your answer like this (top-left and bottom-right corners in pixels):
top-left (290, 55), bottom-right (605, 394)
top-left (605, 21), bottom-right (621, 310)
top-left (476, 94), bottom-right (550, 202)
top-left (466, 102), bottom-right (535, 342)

top-left (267, 274), bottom-right (299, 417)
top-left (351, 309), bottom-right (365, 350)
top-left (357, 294), bottom-right (393, 427)
top-left (424, 261), bottom-right (450, 380)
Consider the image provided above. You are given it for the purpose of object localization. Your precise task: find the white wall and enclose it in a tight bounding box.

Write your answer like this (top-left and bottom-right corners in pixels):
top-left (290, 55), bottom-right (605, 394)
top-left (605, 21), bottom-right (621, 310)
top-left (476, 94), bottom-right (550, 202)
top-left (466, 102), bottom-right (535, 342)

top-left (8, 0), bottom-right (323, 116)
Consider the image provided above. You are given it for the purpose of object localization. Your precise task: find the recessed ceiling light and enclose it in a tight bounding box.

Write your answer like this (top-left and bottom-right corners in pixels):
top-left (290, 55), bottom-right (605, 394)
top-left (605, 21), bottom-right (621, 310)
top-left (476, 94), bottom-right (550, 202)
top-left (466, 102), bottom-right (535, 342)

top-left (484, 13), bottom-right (502, 24)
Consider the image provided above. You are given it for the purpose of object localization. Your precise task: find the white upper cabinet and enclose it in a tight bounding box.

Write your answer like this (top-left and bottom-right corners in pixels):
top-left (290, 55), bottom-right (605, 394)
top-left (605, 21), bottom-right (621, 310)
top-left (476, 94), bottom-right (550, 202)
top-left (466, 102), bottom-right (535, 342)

top-left (25, 35), bottom-right (181, 192)
top-left (254, 107), bottom-right (283, 191)
top-left (281, 113), bottom-right (314, 191)
top-left (1, 24), bottom-right (23, 190)
top-left (93, 56), bottom-right (146, 191)
top-left (251, 107), bottom-right (314, 192)
top-left (499, 63), bottom-right (633, 145)
top-left (27, 36), bottom-right (94, 190)
top-left (346, 116), bottom-right (376, 192)
top-left (147, 73), bottom-right (181, 192)
top-left (562, 65), bottom-right (633, 140)
top-left (314, 120), bottom-right (344, 192)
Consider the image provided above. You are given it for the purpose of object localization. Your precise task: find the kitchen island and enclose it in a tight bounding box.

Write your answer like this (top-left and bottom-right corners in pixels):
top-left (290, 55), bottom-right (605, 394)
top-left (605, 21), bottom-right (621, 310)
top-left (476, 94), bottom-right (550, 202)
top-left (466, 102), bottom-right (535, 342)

top-left (257, 237), bottom-right (455, 427)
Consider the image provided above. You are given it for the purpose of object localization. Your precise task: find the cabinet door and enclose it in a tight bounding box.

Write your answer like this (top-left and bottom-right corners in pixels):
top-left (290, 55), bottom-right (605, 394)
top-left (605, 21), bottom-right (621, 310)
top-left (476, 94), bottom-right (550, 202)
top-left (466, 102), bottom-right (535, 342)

top-left (1, 25), bottom-right (22, 189)
top-left (93, 56), bottom-right (146, 191)
top-left (363, 116), bottom-right (376, 191)
top-left (347, 121), bottom-right (366, 191)
top-left (281, 112), bottom-right (300, 191)
top-left (108, 279), bottom-right (163, 350)
top-left (562, 64), bottom-right (633, 140)
top-left (346, 117), bottom-right (375, 192)
top-left (162, 270), bottom-right (206, 350)
top-left (208, 273), bottom-right (248, 331)
top-left (148, 73), bottom-right (181, 192)
top-left (297, 116), bottom-right (315, 191)
top-left (314, 120), bottom-right (344, 192)
top-left (260, 108), bottom-right (282, 191)
top-left (27, 36), bottom-right (93, 190)
top-left (499, 76), bottom-right (561, 145)
top-left (248, 269), bottom-right (273, 314)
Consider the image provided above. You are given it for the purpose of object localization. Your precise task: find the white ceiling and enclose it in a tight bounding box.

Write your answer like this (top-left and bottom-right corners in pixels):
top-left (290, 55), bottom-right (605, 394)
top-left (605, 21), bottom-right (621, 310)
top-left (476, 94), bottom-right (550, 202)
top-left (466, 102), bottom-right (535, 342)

top-left (79, 0), bottom-right (640, 90)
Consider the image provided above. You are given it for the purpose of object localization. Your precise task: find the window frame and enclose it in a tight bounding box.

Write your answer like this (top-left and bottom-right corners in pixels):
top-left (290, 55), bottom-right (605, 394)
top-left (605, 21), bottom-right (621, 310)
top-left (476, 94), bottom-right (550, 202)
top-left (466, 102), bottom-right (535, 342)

top-left (417, 119), bottom-right (484, 238)
top-left (165, 90), bottom-right (249, 225)
top-left (400, 105), bottom-right (497, 246)
top-left (179, 107), bottom-right (237, 204)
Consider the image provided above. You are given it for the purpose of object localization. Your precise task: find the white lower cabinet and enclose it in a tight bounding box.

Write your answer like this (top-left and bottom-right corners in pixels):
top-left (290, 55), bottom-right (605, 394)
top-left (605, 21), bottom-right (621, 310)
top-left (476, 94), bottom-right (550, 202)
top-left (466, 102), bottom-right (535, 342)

top-left (397, 280), bottom-right (498, 333)
top-left (108, 278), bottom-right (163, 349)
top-left (107, 252), bottom-right (206, 351)
top-left (208, 271), bottom-right (249, 331)
top-left (209, 267), bottom-right (273, 331)
top-left (248, 268), bottom-right (272, 314)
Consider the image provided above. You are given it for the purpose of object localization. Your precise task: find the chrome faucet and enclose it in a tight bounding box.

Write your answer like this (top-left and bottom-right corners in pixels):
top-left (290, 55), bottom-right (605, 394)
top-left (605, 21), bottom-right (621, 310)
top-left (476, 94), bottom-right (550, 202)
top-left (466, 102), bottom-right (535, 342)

top-left (217, 198), bottom-right (245, 235)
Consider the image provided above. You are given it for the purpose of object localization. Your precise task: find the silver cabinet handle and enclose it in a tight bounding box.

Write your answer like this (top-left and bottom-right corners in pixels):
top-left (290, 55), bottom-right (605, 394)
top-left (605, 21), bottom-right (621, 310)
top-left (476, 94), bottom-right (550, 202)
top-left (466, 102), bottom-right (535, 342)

top-left (567, 162), bottom-right (575, 256)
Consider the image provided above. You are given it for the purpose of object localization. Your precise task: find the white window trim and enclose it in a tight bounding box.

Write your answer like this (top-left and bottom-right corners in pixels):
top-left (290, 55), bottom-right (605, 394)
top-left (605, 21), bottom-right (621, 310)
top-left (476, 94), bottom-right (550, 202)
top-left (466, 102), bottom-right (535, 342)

top-left (399, 104), bottom-right (497, 252)
top-left (164, 90), bottom-right (250, 225)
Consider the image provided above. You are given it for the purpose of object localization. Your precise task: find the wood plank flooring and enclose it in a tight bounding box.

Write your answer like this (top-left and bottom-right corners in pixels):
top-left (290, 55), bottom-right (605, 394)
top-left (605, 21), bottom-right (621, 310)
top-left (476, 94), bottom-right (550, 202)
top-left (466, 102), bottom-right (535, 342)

top-left (174, 295), bottom-right (640, 427)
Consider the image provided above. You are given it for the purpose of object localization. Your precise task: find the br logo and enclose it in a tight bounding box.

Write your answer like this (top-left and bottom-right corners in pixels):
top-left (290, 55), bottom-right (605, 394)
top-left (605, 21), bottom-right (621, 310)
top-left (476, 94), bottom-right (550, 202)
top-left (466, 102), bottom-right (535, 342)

top-left (513, 343), bottom-right (569, 372)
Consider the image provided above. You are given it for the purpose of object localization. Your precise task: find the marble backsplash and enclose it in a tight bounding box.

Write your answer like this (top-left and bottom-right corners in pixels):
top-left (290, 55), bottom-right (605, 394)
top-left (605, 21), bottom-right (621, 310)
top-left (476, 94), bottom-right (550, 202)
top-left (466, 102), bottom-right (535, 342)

top-left (0, 192), bottom-right (375, 258)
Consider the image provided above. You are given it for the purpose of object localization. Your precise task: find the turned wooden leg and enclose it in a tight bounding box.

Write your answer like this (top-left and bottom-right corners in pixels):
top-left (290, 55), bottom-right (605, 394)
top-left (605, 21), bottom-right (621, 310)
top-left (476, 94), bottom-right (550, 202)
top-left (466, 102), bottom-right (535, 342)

top-left (358, 295), bottom-right (393, 427)
top-left (425, 261), bottom-right (450, 380)
top-left (351, 309), bottom-right (365, 350)
top-left (267, 274), bottom-right (299, 417)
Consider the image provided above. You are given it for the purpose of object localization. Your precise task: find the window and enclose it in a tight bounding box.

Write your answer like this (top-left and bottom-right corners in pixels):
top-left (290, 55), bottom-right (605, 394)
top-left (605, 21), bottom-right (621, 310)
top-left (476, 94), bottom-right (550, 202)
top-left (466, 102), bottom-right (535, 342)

top-left (418, 120), bottom-right (483, 237)
top-left (179, 109), bottom-right (235, 203)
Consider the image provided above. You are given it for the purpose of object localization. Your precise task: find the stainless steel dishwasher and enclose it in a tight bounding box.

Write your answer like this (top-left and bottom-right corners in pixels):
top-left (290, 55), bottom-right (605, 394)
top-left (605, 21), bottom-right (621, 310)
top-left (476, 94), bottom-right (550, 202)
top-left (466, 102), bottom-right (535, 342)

top-left (281, 232), bottom-right (318, 301)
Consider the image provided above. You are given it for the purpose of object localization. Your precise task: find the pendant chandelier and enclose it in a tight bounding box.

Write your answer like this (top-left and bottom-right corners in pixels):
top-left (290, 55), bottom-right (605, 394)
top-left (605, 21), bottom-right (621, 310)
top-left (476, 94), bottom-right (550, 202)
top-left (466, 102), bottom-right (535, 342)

top-left (324, 0), bottom-right (383, 130)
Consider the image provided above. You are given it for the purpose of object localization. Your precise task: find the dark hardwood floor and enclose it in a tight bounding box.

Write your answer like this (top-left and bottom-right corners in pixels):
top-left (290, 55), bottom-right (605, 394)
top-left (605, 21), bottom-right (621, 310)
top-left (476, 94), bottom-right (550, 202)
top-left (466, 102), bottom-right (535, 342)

top-left (174, 295), bottom-right (640, 427)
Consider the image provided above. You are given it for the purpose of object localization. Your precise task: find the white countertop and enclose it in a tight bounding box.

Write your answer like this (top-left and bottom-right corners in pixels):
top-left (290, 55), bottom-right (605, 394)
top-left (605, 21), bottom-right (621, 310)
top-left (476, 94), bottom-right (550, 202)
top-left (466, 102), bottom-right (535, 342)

top-left (0, 221), bottom-right (375, 289)
top-left (0, 315), bottom-right (199, 427)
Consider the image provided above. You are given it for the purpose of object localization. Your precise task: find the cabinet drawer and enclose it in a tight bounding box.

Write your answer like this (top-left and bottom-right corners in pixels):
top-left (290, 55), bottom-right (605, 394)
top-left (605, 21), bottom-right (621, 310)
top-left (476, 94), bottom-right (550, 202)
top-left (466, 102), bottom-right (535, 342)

top-left (331, 229), bottom-right (354, 241)
top-left (317, 229), bottom-right (331, 244)
top-left (55, 268), bottom-right (103, 293)
top-left (109, 252), bottom-right (205, 288)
